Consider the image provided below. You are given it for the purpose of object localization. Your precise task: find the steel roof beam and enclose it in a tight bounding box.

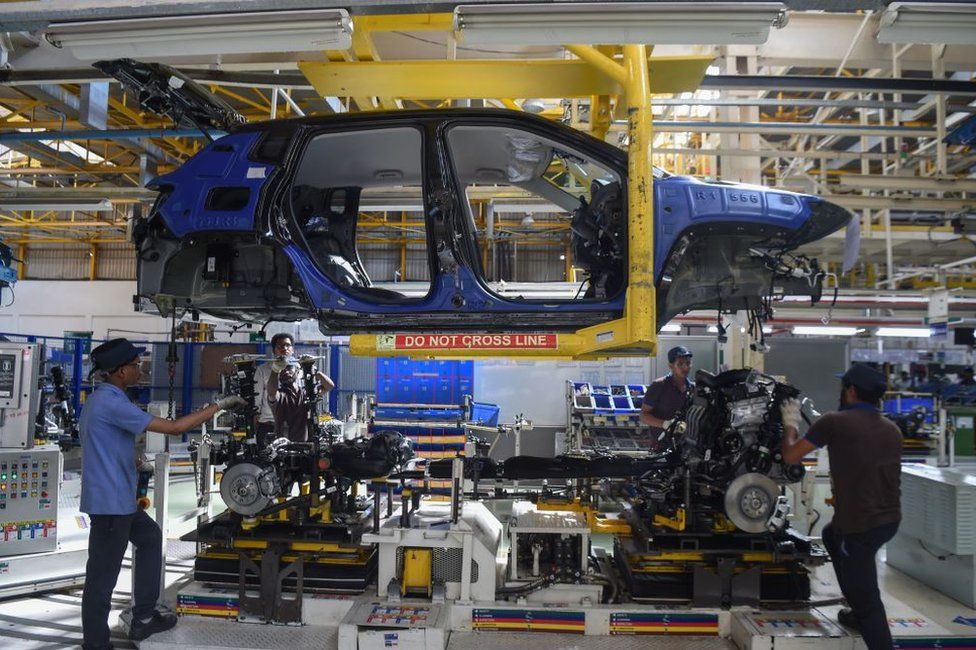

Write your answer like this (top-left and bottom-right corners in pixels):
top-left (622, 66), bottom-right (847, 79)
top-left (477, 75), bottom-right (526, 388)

top-left (701, 74), bottom-right (976, 96)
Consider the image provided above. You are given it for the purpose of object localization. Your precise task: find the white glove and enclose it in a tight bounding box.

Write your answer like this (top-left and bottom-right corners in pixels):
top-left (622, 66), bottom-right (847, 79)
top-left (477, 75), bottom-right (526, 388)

top-left (217, 395), bottom-right (247, 411)
top-left (661, 419), bottom-right (686, 431)
top-left (780, 398), bottom-right (802, 430)
top-left (270, 358), bottom-right (288, 373)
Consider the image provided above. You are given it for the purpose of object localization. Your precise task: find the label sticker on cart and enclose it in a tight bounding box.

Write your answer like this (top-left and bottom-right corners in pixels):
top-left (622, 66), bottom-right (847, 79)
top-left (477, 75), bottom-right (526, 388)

top-left (610, 612), bottom-right (719, 635)
top-left (472, 608), bottom-right (584, 633)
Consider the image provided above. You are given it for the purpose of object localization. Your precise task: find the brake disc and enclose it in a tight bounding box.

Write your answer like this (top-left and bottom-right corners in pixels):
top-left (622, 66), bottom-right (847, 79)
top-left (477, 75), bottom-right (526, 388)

top-left (724, 472), bottom-right (780, 533)
top-left (220, 462), bottom-right (276, 516)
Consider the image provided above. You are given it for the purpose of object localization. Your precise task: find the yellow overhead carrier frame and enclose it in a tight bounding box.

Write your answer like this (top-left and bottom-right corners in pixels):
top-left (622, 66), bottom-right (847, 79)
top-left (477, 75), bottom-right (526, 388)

top-left (298, 15), bottom-right (712, 360)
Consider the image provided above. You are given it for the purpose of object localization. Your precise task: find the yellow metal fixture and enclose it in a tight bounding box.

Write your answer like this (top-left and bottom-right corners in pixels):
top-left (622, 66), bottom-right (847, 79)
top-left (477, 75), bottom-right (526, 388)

top-left (652, 507), bottom-right (687, 532)
top-left (401, 548), bottom-right (433, 596)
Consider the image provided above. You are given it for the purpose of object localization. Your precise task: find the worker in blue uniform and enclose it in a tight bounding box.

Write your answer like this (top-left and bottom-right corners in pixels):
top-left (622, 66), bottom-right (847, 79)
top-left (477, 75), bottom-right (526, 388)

top-left (79, 338), bottom-right (245, 649)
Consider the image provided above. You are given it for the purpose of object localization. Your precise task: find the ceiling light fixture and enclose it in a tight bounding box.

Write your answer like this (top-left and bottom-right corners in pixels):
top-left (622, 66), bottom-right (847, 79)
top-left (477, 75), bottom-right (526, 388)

top-left (0, 198), bottom-right (113, 212)
top-left (454, 2), bottom-right (789, 46)
top-left (876, 327), bottom-right (932, 338)
top-left (877, 2), bottom-right (976, 45)
top-left (792, 326), bottom-right (863, 336)
top-left (45, 9), bottom-right (353, 60)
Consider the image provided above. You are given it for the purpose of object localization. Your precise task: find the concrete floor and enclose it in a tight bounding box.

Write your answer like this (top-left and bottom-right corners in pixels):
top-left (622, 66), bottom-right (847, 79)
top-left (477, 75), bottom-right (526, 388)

top-left (0, 475), bottom-right (974, 649)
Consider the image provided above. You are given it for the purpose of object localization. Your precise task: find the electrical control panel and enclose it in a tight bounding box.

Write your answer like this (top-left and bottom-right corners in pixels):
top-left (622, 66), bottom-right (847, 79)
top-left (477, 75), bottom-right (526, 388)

top-left (0, 344), bottom-right (41, 449)
top-left (0, 447), bottom-right (60, 556)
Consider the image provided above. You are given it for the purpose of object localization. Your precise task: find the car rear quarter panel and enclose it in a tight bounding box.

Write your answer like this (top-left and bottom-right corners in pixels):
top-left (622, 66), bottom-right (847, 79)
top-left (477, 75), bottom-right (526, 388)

top-left (151, 131), bottom-right (270, 237)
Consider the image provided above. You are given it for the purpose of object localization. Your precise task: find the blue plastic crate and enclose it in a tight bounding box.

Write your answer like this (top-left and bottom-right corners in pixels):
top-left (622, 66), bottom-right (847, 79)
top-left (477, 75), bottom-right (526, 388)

top-left (471, 402), bottom-right (500, 426)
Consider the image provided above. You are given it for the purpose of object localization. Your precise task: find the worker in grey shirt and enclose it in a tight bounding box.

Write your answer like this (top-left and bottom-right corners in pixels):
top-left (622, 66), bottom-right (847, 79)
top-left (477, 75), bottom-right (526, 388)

top-left (780, 364), bottom-right (902, 650)
top-left (253, 333), bottom-right (333, 444)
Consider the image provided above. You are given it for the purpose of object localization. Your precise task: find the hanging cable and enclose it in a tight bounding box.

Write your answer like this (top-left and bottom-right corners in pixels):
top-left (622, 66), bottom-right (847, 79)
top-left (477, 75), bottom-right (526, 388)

top-left (166, 312), bottom-right (179, 420)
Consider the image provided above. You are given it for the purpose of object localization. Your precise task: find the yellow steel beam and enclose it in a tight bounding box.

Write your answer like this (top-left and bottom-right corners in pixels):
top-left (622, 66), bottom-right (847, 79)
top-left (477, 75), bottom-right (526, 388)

top-left (212, 85), bottom-right (271, 114)
top-left (566, 45), bottom-right (627, 86)
top-left (323, 50), bottom-right (372, 112)
top-left (350, 16), bottom-right (400, 111)
top-left (0, 165), bottom-right (175, 176)
top-left (0, 221), bottom-right (123, 229)
top-left (1, 237), bottom-right (127, 245)
top-left (590, 93), bottom-right (612, 140)
top-left (299, 56), bottom-right (710, 100)
top-left (301, 59), bottom-right (621, 100)
top-left (355, 13), bottom-right (453, 31)
top-left (0, 119), bottom-right (85, 129)
top-left (0, 101), bottom-right (42, 123)
top-left (645, 55), bottom-right (714, 97)
top-left (16, 245), bottom-right (25, 281)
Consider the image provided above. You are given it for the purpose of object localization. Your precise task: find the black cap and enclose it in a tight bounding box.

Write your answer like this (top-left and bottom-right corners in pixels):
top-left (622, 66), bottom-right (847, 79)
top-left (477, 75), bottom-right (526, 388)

top-left (90, 338), bottom-right (146, 374)
top-left (667, 346), bottom-right (694, 364)
top-left (837, 364), bottom-right (886, 394)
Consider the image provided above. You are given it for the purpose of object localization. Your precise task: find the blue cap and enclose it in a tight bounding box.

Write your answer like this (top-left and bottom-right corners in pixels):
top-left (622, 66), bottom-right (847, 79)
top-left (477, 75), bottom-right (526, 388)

top-left (837, 363), bottom-right (886, 394)
top-left (90, 338), bottom-right (146, 374)
top-left (667, 346), bottom-right (694, 364)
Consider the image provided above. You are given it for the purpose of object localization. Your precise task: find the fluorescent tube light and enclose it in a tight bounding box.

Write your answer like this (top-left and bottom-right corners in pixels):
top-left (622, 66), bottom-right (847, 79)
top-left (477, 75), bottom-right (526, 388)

top-left (454, 2), bottom-right (789, 46)
top-left (792, 326), bottom-right (862, 336)
top-left (45, 9), bottom-right (353, 60)
top-left (706, 324), bottom-right (773, 334)
top-left (661, 323), bottom-right (681, 333)
top-left (876, 327), bottom-right (932, 338)
top-left (0, 198), bottom-right (113, 212)
top-left (878, 3), bottom-right (976, 45)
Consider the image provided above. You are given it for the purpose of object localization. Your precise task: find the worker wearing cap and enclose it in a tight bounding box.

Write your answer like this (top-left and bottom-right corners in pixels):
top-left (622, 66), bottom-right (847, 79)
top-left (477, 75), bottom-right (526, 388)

top-left (779, 364), bottom-right (901, 650)
top-left (80, 338), bottom-right (246, 649)
top-left (640, 346), bottom-right (694, 443)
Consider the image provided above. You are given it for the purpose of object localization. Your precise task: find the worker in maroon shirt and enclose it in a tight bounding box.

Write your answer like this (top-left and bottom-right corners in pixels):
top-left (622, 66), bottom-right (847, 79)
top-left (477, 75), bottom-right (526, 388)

top-left (640, 346), bottom-right (694, 446)
top-left (780, 364), bottom-right (902, 650)
top-left (267, 360), bottom-right (334, 442)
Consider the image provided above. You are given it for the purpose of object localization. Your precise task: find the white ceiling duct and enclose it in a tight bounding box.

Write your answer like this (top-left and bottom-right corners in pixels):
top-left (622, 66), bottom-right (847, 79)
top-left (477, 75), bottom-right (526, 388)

top-left (45, 9), bottom-right (353, 60)
top-left (454, 2), bottom-right (789, 46)
top-left (878, 2), bottom-right (976, 45)
top-left (0, 198), bottom-right (113, 212)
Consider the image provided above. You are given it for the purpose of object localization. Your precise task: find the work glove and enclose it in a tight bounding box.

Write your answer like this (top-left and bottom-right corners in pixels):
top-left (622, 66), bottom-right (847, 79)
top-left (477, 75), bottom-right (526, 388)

top-left (658, 418), bottom-right (686, 441)
top-left (780, 398), bottom-right (802, 430)
top-left (217, 395), bottom-right (247, 411)
top-left (270, 357), bottom-right (289, 373)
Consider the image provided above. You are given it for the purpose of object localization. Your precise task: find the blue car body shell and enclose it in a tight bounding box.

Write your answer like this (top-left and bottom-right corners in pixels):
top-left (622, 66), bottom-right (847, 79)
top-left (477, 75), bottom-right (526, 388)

top-left (138, 109), bottom-right (850, 333)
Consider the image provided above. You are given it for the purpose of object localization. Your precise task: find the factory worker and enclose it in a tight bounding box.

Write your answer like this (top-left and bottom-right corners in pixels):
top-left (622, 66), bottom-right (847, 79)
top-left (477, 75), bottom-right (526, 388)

top-left (779, 364), bottom-right (901, 650)
top-left (80, 338), bottom-right (245, 648)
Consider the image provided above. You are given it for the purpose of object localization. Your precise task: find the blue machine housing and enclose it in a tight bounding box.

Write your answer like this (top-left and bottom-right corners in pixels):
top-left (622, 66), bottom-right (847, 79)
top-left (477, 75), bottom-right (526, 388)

top-left (133, 109), bottom-right (851, 334)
